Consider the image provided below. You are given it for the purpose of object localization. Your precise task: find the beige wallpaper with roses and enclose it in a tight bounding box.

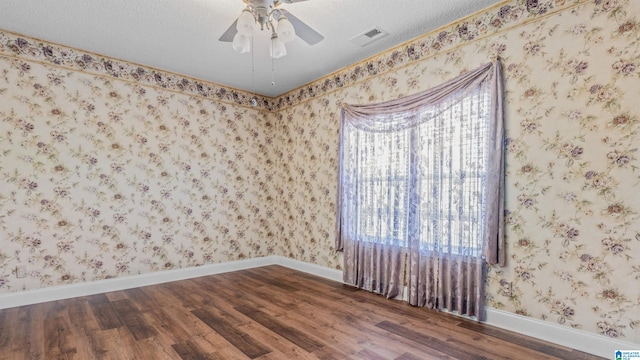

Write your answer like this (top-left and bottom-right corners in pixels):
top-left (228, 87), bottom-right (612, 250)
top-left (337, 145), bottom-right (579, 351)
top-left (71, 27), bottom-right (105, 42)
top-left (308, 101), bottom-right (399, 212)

top-left (0, 44), bottom-right (282, 292)
top-left (271, 0), bottom-right (640, 344)
top-left (1, 0), bottom-right (639, 345)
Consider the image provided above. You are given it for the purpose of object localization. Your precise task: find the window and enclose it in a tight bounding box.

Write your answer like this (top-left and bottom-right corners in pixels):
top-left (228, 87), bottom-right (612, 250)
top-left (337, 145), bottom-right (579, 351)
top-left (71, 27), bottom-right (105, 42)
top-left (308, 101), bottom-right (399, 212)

top-left (337, 61), bottom-right (505, 317)
top-left (340, 86), bottom-right (493, 258)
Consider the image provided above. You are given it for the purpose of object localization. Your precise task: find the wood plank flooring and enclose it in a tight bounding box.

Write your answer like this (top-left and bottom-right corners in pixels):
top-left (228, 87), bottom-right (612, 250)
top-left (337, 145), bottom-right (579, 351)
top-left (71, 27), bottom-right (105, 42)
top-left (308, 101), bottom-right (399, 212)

top-left (0, 265), bottom-right (605, 360)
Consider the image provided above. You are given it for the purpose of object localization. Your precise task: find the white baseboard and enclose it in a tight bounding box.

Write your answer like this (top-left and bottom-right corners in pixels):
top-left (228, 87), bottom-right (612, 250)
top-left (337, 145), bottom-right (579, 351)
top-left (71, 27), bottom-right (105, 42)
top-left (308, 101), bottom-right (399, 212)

top-left (1, 257), bottom-right (635, 357)
top-left (0, 256), bottom-right (344, 311)
top-left (274, 256), bottom-right (344, 283)
top-left (285, 263), bottom-right (638, 358)
top-left (0, 256), bottom-right (276, 310)
top-left (484, 307), bottom-right (638, 358)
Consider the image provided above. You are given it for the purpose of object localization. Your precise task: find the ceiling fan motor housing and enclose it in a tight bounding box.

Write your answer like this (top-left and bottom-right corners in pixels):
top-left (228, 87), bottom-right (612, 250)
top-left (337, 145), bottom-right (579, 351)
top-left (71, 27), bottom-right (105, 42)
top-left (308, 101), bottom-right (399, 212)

top-left (249, 0), bottom-right (277, 30)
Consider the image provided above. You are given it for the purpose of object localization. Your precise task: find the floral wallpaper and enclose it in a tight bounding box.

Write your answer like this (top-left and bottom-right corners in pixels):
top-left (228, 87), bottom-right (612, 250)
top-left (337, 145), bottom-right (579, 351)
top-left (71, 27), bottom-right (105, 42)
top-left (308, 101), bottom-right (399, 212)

top-left (0, 52), bottom-right (280, 291)
top-left (0, 32), bottom-right (275, 111)
top-left (273, 0), bottom-right (640, 344)
top-left (1, 0), bottom-right (639, 346)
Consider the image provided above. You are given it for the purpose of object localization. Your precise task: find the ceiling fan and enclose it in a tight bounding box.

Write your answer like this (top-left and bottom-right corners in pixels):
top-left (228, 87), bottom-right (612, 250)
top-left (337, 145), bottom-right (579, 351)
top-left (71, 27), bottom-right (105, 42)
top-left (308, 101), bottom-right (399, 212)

top-left (219, 0), bottom-right (324, 58)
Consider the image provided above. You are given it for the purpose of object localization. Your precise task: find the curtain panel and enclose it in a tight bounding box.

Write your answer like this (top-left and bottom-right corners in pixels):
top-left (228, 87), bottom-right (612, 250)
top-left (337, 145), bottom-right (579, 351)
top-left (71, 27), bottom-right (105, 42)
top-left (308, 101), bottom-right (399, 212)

top-left (335, 60), bottom-right (504, 319)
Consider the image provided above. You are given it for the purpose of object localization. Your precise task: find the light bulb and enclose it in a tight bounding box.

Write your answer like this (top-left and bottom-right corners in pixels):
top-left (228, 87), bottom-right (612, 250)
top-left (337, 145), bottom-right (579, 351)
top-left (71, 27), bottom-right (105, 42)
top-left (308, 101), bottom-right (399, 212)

top-left (277, 16), bottom-right (295, 43)
top-left (232, 33), bottom-right (251, 54)
top-left (270, 35), bottom-right (287, 58)
top-left (236, 9), bottom-right (256, 35)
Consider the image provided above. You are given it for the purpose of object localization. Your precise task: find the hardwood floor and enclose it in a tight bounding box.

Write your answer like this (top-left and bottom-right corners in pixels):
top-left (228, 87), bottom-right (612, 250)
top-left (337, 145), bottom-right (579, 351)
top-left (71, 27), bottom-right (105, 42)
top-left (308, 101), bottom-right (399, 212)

top-left (0, 265), bottom-right (604, 360)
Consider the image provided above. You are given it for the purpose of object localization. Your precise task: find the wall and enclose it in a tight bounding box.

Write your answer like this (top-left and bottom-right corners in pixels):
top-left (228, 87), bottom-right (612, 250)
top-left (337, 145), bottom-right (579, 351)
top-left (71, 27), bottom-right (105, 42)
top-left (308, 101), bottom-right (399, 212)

top-left (0, 33), bottom-right (281, 292)
top-left (274, 0), bottom-right (640, 344)
top-left (1, 0), bottom-right (639, 346)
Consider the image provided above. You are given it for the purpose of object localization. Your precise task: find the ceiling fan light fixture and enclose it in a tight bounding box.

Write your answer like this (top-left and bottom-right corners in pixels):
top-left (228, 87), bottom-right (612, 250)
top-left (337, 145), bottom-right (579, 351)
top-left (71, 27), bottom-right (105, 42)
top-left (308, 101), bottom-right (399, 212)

top-left (270, 34), bottom-right (287, 58)
top-left (221, 0), bottom-right (324, 59)
top-left (236, 8), bottom-right (257, 35)
top-left (232, 33), bottom-right (251, 53)
top-left (276, 16), bottom-right (296, 43)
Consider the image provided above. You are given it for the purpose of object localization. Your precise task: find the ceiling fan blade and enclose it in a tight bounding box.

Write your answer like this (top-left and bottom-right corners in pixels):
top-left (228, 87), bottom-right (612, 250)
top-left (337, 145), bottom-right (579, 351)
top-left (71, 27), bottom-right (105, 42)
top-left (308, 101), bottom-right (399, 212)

top-left (281, 9), bottom-right (323, 46)
top-left (219, 19), bottom-right (239, 42)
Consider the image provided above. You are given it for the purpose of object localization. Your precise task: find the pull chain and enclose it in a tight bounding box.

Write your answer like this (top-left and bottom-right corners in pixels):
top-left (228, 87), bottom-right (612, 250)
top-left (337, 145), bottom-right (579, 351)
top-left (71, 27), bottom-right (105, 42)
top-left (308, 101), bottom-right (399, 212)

top-left (251, 36), bottom-right (257, 107)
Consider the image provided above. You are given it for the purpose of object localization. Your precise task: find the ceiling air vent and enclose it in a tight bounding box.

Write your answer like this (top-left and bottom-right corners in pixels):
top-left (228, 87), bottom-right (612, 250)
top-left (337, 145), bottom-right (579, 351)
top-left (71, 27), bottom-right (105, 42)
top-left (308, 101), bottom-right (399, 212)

top-left (349, 26), bottom-right (389, 47)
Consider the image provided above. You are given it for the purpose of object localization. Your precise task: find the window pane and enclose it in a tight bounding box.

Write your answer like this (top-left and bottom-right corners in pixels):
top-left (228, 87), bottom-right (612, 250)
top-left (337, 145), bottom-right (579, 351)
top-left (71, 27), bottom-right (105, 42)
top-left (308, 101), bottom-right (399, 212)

top-left (415, 89), bottom-right (489, 256)
top-left (342, 83), bottom-right (492, 258)
top-left (354, 130), bottom-right (410, 246)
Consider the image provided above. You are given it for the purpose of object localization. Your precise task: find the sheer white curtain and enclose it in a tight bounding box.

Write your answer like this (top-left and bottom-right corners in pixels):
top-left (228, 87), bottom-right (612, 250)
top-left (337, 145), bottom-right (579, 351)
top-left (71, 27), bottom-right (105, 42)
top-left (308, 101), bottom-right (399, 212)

top-left (336, 61), bottom-right (504, 320)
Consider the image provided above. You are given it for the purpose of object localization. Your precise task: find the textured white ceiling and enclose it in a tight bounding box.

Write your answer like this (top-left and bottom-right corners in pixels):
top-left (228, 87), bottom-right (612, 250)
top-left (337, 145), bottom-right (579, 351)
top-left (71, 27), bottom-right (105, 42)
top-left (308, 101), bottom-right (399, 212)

top-left (0, 0), bottom-right (502, 97)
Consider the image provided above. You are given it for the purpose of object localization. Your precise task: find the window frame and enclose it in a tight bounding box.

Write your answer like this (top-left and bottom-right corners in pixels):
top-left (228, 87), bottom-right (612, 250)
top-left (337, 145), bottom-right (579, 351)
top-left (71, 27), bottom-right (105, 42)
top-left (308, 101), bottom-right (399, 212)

top-left (349, 92), bottom-right (488, 257)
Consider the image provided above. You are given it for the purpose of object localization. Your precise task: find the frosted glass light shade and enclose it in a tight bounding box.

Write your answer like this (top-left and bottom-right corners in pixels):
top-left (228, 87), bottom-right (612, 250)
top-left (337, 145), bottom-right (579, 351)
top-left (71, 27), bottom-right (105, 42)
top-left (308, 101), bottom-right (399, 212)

top-left (277, 17), bottom-right (295, 43)
top-left (270, 36), bottom-right (286, 58)
top-left (232, 33), bottom-right (251, 54)
top-left (237, 9), bottom-right (256, 35)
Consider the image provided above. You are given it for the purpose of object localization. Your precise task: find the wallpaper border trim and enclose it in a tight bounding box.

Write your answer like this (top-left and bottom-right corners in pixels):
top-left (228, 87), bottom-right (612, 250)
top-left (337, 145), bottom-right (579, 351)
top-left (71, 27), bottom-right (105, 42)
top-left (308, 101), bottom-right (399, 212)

top-left (0, 257), bottom-right (630, 357)
top-left (271, 0), bottom-right (586, 110)
top-left (0, 0), bottom-right (587, 111)
top-left (0, 29), bottom-right (275, 111)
